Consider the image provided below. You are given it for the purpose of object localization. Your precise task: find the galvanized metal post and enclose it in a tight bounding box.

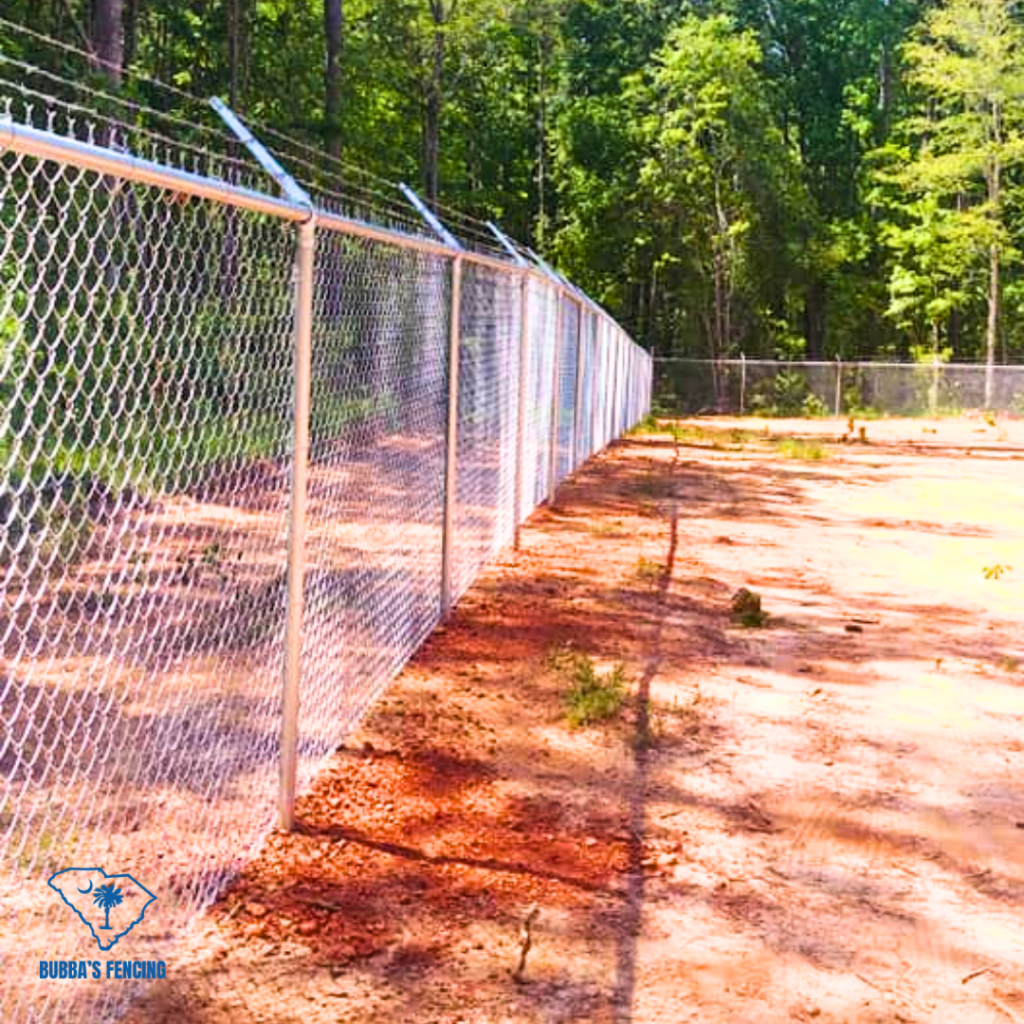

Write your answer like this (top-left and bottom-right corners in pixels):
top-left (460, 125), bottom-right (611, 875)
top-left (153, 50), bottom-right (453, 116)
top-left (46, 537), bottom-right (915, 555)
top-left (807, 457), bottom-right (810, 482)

top-left (513, 273), bottom-right (531, 550)
top-left (590, 314), bottom-right (600, 454)
top-left (208, 98), bottom-right (318, 834)
top-left (440, 257), bottom-right (464, 616)
top-left (834, 357), bottom-right (843, 417)
top-left (609, 329), bottom-right (620, 439)
top-left (739, 352), bottom-right (746, 416)
top-left (279, 217), bottom-right (315, 831)
top-left (571, 299), bottom-right (585, 470)
top-left (547, 288), bottom-right (562, 502)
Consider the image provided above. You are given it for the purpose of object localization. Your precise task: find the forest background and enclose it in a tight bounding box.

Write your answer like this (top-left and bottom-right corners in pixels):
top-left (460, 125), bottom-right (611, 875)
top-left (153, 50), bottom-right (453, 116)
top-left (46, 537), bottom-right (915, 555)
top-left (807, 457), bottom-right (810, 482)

top-left (4, 0), bottom-right (1024, 368)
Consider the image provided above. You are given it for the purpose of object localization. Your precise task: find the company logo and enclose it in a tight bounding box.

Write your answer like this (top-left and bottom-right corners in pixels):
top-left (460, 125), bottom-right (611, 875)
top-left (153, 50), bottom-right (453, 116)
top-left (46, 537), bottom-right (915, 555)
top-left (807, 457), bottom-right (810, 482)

top-left (48, 868), bottom-right (157, 951)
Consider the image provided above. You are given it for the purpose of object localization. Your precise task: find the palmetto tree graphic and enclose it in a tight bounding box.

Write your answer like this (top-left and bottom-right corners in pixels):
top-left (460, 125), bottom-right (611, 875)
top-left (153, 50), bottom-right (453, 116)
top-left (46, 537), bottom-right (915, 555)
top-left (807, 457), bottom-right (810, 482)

top-left (92, 883), bottom-right (124, 930)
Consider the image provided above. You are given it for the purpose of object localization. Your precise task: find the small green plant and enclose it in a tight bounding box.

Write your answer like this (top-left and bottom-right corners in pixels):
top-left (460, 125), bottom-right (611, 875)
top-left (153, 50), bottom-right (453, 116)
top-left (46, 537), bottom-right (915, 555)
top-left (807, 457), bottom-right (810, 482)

top-left (628, 414), bottom-right (662, 436)
top-left (635, 557), bottom-right (665, 583)
top-left (731, 587), bottom-right (768, 628)
top-left (590, 519), bottom-right (627, 537)
top-left (983, 564), bottom-right (1013, 580)
top-left (802, 393), bottom-right (829, 418)
top-left (564, 659), bottom-right (628, 728)
top-left (546, 644), bottom-right (629, 728)
top-left (774, 437), bottom-right (827, 460)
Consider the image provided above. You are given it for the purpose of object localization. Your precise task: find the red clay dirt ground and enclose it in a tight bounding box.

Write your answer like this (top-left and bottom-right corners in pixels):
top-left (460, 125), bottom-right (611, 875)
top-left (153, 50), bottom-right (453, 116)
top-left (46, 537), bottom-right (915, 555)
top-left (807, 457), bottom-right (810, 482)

top-left (125, 416), bottom-right (1024, 1024)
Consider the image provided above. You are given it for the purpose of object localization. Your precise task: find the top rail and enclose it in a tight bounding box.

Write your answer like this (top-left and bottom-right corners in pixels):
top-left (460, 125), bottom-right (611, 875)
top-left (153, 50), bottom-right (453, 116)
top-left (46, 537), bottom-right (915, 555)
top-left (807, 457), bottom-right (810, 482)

top-left (0, 117), bottom-right (309, 222)
top-left (0, 117), bottom-right (640, 336)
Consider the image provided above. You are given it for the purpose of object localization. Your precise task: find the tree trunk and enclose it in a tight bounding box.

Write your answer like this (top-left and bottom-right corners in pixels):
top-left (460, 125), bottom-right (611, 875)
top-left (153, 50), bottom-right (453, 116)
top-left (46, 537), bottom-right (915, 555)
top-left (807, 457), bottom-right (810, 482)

top-left (90, 0), bottom-right (124, 85)
top-left (423, 8), bottom-right (444, 208)
top-left (324, 0), bottom-right (344, 160)
top-left (803, 280), bottom-right (826, 360)
top-left (986, 241), bottom-right (999, 407)
top-left (535, 34), bottom-right (548, 247)
top-left (984, 108), bottom-right (1002, 408)
top-left (124, 0), bottom-right (139, 68)
top-left (228, 0), bottom-right (241, 109)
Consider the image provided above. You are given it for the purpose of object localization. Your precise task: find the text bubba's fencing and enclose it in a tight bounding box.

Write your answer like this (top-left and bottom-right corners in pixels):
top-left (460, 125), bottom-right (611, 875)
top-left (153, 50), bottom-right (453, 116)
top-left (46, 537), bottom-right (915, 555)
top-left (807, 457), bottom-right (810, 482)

top-left (656, 358), bottom-right (1024, 417)
top-left (0, 117), bottom-right (652, 1023)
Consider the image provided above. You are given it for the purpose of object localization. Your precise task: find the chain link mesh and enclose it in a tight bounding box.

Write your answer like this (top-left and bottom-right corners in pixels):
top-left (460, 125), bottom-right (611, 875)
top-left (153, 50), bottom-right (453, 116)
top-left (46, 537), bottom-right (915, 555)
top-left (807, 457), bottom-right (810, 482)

top-left (519, 276), bottom-right (558, 517)
top-left (296, 231), bottom-right (451, 782)
top-left (0, 123), bottom-right (652, 1024)
top-left (555, 295), bottom-right (580, 485)
top-left (1, 150), bottom-right (296, 1022)
top-left (656, 358), bottom-right (1024, 417)
top-left (450, 260), bottom-right (521, 603)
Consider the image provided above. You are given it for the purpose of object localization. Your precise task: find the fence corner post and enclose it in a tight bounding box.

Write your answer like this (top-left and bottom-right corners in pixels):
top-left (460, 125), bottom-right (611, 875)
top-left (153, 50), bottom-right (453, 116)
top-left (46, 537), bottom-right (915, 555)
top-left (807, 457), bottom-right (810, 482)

top-left (440, 256), bottom-right (464, 616)
top-left (279, 216), bottom-right (316, 832)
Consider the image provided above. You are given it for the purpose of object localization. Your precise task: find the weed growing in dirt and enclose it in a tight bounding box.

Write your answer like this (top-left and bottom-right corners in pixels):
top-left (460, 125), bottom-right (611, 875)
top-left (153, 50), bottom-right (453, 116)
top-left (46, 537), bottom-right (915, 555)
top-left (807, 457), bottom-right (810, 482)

top-left (983, 563), bottom-right (1013, 580)
top-left (564, 660), bottom-right (628, 728)
top-left (546, 644), bottom-right (629, 728)
top-left (670, 424), bottom-right (729, 448)
top-left (731, 587), bottom-right (768, 627)
top-left (999, 655), bottom-right (1020, 673)
top-left (628, 414), bottom-right (663, 436)
top-left (774, 437), bottom-right (828, 460)
top-left (729, 428), bottom-right (756, 447)
top-left (635, 557), bottom-right (666, 583)
top-left (590, 519), bottom-right (627, 537)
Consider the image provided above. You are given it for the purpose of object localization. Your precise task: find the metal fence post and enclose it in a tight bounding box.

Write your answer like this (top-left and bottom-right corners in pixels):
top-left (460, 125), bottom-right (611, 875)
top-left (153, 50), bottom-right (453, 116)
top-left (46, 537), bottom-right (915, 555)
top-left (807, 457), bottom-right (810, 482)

top-left (211, 98), bottom-right (317, 834)
top-left (610, 329), bottom-right (620, 438)
top-left (834, 357), bottom-right (843, 417)
top-left (592, 317), bottom-right (600, 450)
top-left (440, 256), bottom-right (464, 616)
top-left (739, 352), bottom-right (746, 416)
top-left (571, 299), bottom-right (584, 469)
top-left (513, 273), bottom-right (531, 550)
top-left (547, 289), bottom-right (562, 502)
top-left (279, 217), bottom-right (315, 831)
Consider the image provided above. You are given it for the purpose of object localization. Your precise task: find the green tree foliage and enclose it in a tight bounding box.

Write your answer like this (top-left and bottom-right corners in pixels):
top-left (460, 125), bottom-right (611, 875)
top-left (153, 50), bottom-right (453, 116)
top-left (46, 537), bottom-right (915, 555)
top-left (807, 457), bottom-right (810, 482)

top-left (628, 16), bottom-right (808, 364)
top-left (4, 0), bottom-right (1024, 366)
top-left (875, 0), bottom-right (1024, 396)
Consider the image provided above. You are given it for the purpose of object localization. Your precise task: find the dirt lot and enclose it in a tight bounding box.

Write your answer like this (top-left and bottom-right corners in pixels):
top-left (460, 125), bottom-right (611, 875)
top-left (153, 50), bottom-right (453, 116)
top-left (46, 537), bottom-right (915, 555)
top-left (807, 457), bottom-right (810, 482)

top-left (126, 415), bottom-right (1024, 1024)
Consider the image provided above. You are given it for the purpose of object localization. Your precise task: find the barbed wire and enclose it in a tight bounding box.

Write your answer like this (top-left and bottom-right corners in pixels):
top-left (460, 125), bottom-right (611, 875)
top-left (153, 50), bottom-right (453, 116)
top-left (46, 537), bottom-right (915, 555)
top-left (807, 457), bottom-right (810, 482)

top-left (0, 15), bottom-right (522, 257)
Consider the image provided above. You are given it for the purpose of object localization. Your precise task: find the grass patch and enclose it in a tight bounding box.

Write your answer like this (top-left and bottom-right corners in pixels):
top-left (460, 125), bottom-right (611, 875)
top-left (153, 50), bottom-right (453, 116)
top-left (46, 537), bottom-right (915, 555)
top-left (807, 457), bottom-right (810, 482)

top-left (590, 519), bottom-right (627, 537)
top-left (628, 414), bottom-right (665, 436)
top-left (774, 437), bottom-right (828, 461)
top-left (635, 557), bottom-right (666, 583)
top-left (565, 660), bottom-right (628, 728)
top-left (547, 645), bottom-right (629, 728)
top-left (731, 587), bottom-right (769, 628)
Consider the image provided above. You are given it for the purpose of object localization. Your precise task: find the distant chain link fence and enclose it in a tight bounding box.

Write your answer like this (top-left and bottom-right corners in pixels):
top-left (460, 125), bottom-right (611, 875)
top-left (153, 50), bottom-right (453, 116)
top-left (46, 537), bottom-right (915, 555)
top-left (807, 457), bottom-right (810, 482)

top-left (0, 114), bottom-right (652, 1023)
top-left (656, 358), bottom-right (1024, 418)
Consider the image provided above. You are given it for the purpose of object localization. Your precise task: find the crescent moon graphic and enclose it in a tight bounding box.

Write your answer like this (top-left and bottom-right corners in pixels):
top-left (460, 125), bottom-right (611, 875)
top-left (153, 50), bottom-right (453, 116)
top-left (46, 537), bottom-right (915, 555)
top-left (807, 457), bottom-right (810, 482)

top-left (78, 879), bottom-right (93, 894)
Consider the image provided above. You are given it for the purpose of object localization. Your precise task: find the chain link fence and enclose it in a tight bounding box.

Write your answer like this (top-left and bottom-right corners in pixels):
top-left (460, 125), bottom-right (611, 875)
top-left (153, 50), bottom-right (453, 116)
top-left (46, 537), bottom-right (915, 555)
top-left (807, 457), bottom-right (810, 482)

top-left (656, 358), bottom-right (1024, 418)
top-left (0, 112), bottom-right (652, 1023)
